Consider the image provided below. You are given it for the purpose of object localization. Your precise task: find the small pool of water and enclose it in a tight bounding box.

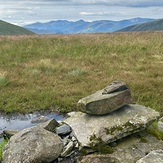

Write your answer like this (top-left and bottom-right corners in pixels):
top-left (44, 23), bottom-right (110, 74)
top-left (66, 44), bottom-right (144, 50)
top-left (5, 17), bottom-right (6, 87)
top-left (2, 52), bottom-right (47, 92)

top-left (0, 112), bottom-right (65, 143)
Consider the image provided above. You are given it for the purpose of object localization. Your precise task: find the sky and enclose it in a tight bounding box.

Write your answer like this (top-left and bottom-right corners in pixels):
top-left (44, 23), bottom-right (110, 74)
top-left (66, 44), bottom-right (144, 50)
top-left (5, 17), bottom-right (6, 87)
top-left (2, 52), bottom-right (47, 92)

top-left (0, 0), bottom-right (163, 26)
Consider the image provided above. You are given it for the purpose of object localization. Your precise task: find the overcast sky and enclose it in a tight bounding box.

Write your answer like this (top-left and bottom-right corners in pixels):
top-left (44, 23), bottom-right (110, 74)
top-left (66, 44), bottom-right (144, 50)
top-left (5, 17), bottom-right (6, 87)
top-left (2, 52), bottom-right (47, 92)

top-left (1, 0), bottom-right (163, 26)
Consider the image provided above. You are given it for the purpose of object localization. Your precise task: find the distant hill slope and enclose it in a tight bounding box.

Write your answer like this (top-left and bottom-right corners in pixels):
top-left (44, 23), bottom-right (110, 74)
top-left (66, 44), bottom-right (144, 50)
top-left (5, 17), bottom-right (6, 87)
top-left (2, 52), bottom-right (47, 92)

top-left (117, 18), bottom-right (163, 32)
top-left (23, 18), bottom-right (155, 34)
top-left (0, 20), bottom-right (35, 35)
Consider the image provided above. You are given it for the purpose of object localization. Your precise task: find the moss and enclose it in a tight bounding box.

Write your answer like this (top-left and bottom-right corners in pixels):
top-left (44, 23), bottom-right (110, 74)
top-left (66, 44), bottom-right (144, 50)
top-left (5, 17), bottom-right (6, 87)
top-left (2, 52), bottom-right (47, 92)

top-left (89, 134), bottom-right (114, 154)
top-left (137, 134), bottom-right (148, 143)
top-left (105, 121), bottom-right (139, 135)
top-left (146, 122), bottom-right (163, 140)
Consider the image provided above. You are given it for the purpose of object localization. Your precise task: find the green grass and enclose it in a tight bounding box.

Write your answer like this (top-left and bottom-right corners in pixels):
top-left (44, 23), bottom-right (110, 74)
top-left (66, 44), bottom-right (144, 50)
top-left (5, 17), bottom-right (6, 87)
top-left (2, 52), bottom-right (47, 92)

top-left (0, 139), bottom-right (7, 160)
top-left (0, 32), bottom-right (162, 114)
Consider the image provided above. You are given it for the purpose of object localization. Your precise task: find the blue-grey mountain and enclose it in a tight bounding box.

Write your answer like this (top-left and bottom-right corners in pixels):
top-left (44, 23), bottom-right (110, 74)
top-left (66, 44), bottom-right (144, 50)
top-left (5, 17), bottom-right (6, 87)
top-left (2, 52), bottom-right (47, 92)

top-left (23, 18), bottom-right (155, 34)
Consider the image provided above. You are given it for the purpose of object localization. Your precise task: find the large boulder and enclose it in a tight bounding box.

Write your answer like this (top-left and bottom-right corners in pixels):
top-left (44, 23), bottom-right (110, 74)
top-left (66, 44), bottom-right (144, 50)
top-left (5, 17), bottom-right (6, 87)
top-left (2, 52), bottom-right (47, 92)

top-left (77, 81), bottom-right (133, 115)
top-left (64, 104), bottom-right (160, 147)
top-left (2, 126), bottom-right (63, 163)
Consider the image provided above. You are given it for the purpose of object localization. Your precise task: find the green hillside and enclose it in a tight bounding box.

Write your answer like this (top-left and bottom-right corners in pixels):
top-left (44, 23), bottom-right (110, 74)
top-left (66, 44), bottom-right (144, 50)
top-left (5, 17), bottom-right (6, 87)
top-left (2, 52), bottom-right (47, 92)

top-left (0, 20), bottom-right (35, 35)
top-left (117, 18), bottom-right (163, 32)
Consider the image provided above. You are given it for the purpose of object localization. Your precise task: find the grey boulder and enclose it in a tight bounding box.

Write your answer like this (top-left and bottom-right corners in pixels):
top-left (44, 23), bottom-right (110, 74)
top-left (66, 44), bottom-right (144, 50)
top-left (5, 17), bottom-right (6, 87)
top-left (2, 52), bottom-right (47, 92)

top-left (2, 126), bottom-right (63, 163)
top-left (77, 84), bottom-right (133, 115)
top-left (64, 104), bottom-right (160, 147)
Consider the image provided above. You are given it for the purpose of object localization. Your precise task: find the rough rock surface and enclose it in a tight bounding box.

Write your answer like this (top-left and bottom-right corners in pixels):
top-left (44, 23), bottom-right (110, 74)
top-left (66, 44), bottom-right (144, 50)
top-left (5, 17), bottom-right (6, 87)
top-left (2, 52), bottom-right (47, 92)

top-left (77, 89), bottom-right (133, 115)
top-left (56, 124), bottom-right (72, 135)
top-left (77, 130), bottom-right (163, 163)
top-left (64, 104), bottom-right (160, 147)
top-left (2, 126), bottom-right (63, 163)
top-left (3, 130), bottom-right (19, 138)
top-left (136, 149), bottom-right (163, 163)
top-left (102, 81), bottom-right (128, 94)
top-left (77, 155), bottom-right (120, 163)
top-left (37, 118), bottom-right (59, 132)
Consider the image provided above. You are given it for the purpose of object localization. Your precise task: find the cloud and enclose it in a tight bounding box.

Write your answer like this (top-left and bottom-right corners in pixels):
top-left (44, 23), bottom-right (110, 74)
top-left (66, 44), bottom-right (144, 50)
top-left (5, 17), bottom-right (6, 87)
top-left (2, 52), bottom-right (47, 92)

top-left (71, 0), bottom-right (163, 7)
top-left (1, 0), bottom-right (163, 25)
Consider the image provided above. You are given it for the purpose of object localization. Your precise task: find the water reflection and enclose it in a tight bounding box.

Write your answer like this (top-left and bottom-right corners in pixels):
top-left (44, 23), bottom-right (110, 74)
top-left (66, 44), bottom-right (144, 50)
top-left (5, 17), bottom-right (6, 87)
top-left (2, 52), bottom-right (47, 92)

top-left (0, 112), bottom-right (65, 142)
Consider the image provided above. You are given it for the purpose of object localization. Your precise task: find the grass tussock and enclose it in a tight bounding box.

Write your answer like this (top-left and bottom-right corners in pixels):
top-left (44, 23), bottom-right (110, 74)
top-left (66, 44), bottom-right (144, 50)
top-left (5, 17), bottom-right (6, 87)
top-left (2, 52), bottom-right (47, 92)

top-left (0, 32), bottom-right (162, 114)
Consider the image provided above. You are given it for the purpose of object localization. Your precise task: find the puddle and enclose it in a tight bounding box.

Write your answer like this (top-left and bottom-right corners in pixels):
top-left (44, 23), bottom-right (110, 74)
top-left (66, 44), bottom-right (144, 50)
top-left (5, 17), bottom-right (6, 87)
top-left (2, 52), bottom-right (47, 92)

top-left (0, 112), bottom-right (65, 143)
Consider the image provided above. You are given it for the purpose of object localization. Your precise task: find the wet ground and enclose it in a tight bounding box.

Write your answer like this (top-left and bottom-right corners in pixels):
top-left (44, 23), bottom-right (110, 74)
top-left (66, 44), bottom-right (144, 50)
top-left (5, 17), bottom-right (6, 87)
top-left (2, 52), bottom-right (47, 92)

top-left (0, 112), bottom-right (65, 142)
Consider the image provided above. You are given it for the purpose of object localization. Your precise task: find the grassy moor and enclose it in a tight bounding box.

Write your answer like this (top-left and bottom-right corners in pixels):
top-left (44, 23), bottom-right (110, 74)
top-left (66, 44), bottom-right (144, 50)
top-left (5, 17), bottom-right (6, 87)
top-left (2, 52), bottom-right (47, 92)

top-left (0, 32), bottom-right (163, 115)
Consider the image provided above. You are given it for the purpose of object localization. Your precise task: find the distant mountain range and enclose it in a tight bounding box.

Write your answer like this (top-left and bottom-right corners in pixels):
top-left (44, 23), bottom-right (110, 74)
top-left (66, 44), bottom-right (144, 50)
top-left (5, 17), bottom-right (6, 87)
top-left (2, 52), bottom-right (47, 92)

top-left (116, 18), bottom-right (163, 32)
top-left (0, 20), bottom-right (34, 35)
top-left (23, 18), bottom-right (155, 34)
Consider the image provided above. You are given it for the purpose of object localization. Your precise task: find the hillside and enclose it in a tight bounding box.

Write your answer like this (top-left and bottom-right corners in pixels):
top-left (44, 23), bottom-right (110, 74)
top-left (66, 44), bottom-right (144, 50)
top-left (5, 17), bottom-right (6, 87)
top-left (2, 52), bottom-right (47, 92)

top-left (117, 18), bottom-right (163, 32)
top-left (0, 20), bottom-right (35, 35)
top-left (23, 18), bottom-right (154, 34)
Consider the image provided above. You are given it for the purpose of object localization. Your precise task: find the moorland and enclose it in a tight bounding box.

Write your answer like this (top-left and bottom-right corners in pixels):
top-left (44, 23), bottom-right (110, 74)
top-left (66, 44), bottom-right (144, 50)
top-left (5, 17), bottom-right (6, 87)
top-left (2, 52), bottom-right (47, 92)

top-left (0, 32), bottom-right (162, 115)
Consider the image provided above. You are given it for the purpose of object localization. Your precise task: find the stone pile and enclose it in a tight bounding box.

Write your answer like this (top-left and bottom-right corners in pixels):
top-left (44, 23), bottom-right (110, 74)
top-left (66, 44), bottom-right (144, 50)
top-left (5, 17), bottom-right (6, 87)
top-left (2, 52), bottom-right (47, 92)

top-left (1, 81), bottom-right (162, 163)
top-left (64, 81), bottom-right (160, 148)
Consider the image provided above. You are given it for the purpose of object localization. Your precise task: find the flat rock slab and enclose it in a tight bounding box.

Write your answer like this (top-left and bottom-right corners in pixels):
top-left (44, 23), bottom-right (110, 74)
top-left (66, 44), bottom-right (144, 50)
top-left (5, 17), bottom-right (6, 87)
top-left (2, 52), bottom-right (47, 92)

top-left (136, 149), bottom-right (163, 163)
top-left (64, 104), bottom-right (160, 147)
top-left (77, 89), bottom-right (133, 115)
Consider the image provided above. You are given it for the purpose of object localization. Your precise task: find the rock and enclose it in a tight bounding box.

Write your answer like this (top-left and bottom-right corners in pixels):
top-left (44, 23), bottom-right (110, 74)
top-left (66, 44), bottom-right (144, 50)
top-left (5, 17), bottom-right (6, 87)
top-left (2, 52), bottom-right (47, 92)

top-left (56, 124), bottom-right (72, 136)
top-left (3, 130), bottom-right (19, 138)
top-left (77, 155), bottom-right (120, 163)
top-left (37, 118), bottom-right (59, 132)
top-left (2, 126), bottom-right (63, 163)
top-left (77, 88), bottom-right (133, 115)
top-left (102, 81), bottom-right (128, 94)
top-left (157, 121), bottom-right (163, 132)
top-left (31, 115), bottom-right (50, 123)
top-left (109, 130), bottom-right (163, 163)
top-left (136, 149), bottom-right (163, 163)
top-left (64, 104), bottom-right (160, 147)
top-left (61, 141), bottom-right (74, 157)
top-left (77, 130), bottom-right (163, 163)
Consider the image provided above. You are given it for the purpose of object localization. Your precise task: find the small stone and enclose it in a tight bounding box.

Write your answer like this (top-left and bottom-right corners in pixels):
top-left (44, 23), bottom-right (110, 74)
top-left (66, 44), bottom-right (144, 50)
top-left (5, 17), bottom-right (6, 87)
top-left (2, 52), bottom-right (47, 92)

top-left (61, 141), bottom-right (74, 157)
top-left (72, 136), bottom-right (77, 142)
top-left (157, 121), bottom-right (163, 132)
top-left (3, 130), bottom-right (19, 138)
top-left (37, 118), bottom-right (59, 132)
top-left (62, 136), bottom-right (70, 146)
top-left (102, 81), bottom-right (128, 94)
top-left (56, 124), bottom-right (72, 135)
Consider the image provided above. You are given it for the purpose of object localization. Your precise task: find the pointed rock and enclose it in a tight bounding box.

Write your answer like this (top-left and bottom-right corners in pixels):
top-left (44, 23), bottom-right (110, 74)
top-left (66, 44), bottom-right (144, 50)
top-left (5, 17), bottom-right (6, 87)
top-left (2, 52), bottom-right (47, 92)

top-left (102, 81), bottom-right (128, 94)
